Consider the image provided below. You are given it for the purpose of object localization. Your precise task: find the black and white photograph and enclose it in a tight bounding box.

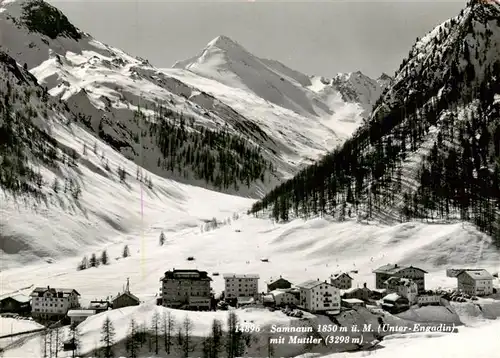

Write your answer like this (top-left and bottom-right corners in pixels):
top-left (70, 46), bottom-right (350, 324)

top-left (0, 0), bottom-right (499, 357)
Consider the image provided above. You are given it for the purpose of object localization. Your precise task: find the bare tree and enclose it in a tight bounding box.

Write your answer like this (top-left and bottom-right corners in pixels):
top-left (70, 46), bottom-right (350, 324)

top-left (40, 328), bottom-right (49, 358)
top-left (151, 310), bottom-right (161, 354)
top-left (202, 318), bottom-right (223, 358)
top-left (226, 312), bottom-right (245, 358)
top-left (53, 326), bottom-right (63, 358)
top-left (100, 317), bottom-right (116, 358)
top-left (68, 322), bottom-right (81, 358)
top-left (177, 315), bottom-right (194, 358)
top-left (162, 311), bottom-right (175, 354)
top-left (126, 318), bottom-right (140, 358)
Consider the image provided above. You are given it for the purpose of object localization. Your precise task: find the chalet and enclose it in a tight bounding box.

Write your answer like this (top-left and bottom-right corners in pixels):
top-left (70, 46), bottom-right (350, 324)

top-left (112, 279), bottom-right (140, 309)
top-left (296, 279), bottom-right (340, 313)
top-left (223, 274), bottom-right (259, 300)
top-left (342, 283), bottom-right (371, 301)
top-left (67, 309), bottom-right (96, 326)
top-left (270, 289), bottom-right (299, 307)
top-left (330, 272), bottom-right (353, 290)
top-left (160, 269), bottom-right (212, 310)
top-left (0, 294), bottom-right (31, 314)
top-left (456, 269), bottom-right (494, 296)
top-left (381, 293), bottom-right (409, 313)
top-left (373, 264), bottom-right (427, 293)
top-left (112, 291), bottom-right (140, 309)
top-left (267, 276), bottom-right (292, 292)
top-left (341, 298), bottom-right (365, 308)
top-left (30, 287), bottom-right (80, 320)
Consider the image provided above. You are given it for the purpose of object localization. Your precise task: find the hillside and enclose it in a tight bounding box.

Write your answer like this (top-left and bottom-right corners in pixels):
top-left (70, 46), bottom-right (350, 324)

top-left (0, 48), bottom-right (254, 267)
top-left (250, 0), bottom-right (500, 242)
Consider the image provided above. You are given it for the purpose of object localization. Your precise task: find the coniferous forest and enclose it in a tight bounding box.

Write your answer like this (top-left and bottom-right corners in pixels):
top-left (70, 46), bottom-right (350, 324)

top-left (250, 2), bottom-right (500, 244)
top-left (134, 104), bottom-right (274, 192)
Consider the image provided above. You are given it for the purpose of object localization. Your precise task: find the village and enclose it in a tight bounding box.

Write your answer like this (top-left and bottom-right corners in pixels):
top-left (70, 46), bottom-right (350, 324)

top-left (1, 263), bottom-right (498, 340)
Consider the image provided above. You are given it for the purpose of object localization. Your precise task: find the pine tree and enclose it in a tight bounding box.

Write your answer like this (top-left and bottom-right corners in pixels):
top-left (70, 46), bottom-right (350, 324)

top-left (89, 253), bottom-right (98, 268)
top-left (159, 231), bottom-right (165, 246)
top-left (123, 245), bottom-right (130, 258)
top-left (100, 317), bottom-right (116, 358)
top-left (101, 250), bottom-right (109, 265)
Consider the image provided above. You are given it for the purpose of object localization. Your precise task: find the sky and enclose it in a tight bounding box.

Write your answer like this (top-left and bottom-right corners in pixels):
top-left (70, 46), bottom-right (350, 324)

top-left (49, 0), bottom-right (467, 79)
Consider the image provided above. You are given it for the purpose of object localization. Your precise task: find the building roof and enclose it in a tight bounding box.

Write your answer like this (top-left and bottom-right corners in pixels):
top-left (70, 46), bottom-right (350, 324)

top-left (30, 287), bottom-right (80, 297)
top-left (331, 272), bottom-right (353, 280)
top-left (270, 290), bottom-right (294, 297)
top-left (373, 264), bottom-right (427, 274)
top-left (161, 269), bottom-right (211, 281)
top-left (382, 293), bottom-right (402, 302)
top-left (296, 279), bottom-right (334, 290)
top-left (384, 276), bottom-right (416, 287)
top-left (262, 295), bottom-right (275, 303)
top-left (113, 291), bottom-right (140, 303)
top-left (267, 277), bottom-right (291, 285)
top-left (457, 269), bottom-right (494, 281)
top-left (67, 310), bottom-right (96, 317)
top-left (223, 274), bottom-right (259, 279)
top-left (342, 298), bottom-right (365, 304)
top-left (0, 294), bottom-right (31, 303)
top-left (237, 297), bottom-right (255, 305)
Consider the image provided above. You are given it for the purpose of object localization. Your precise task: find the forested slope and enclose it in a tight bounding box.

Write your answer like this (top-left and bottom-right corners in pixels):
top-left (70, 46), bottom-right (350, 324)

top-left (250, 0), bottom-right (500, 243)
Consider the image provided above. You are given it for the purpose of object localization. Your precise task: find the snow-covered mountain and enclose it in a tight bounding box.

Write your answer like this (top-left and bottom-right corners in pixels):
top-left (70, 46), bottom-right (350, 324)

top-left (0, 0), bottom-right (389, 199)
top-left (173, 35), bottom-right (391, 123)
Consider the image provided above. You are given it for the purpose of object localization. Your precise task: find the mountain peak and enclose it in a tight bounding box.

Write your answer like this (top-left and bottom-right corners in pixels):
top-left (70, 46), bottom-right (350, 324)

top-left (206, 35), bottom-right (243, 51)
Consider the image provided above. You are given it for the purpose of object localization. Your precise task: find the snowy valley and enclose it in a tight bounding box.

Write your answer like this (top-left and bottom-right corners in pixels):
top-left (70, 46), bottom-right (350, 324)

top-left (1, 0), bottom-right (500, 357)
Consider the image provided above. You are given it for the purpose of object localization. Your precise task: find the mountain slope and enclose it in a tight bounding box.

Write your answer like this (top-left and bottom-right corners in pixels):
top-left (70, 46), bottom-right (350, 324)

top-left (0, 0), bottom-right (388, 199)
top-left (0, 48), bottom-right (254, 268)
top-left (250, 0), bottom-right (500, 241)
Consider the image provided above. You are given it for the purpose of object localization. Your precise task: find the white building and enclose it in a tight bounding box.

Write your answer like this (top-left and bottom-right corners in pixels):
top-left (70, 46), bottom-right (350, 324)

top-left (296, 279), bottom-right (340, 313)
top-left (270, 289), bottom-right (299, 306)
top-left (417, 294), bottom-right (441, 306)
top-left (30, 286), bottom-right (80, 320)
top-left (456, 269), bottom-right (494, 296)
top-left (67, 309), bottom-right (96, 326)
top-left (223, 274), bottom-right (259, 299)
top-left (385, 277), bottom-right (418, 305)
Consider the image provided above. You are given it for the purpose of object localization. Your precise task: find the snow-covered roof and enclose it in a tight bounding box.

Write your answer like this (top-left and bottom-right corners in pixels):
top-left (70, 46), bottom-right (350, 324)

top-left (373, 264), bottom-right (427, 274)
top-left (0, 294), bottom-right (30, 303)
top-left (223, 274), bottom-right (259, 279)
top-left (296, 280), bottom-right (325, 289)
top-left (331, 272), bottom-right (353, 280)
top-left (457, 269), bottom-right (493, 281)
top-left (237, 297), bottom-right (255, 304)
top-left (67, 310), bottom-right (96, 317)
top-left (382, 293), bottom-right (401, 302)
top-left (262, 295), bottom-right (274, 303)
top-left (342, 298), bottom-right (364, 304)
top-left (30, 287), bottom-right (80, 297)
top-left (270, 290), bottom-right (293, 297)
top-left (113, 291), bottom-right (140, 303)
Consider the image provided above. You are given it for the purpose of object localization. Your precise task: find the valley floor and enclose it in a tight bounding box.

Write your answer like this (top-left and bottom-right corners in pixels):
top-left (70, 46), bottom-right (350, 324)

top-left (1, 211), bottom-right (500, 357)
